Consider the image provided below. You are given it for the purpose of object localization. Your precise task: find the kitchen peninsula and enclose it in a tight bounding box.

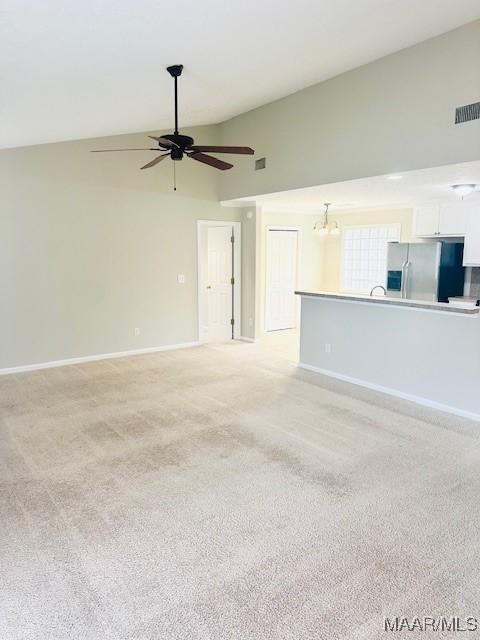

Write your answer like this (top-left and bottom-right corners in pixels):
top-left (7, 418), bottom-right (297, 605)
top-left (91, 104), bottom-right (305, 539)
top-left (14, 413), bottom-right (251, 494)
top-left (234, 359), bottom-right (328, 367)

top-left (296, 290), bottom-right (480, 420)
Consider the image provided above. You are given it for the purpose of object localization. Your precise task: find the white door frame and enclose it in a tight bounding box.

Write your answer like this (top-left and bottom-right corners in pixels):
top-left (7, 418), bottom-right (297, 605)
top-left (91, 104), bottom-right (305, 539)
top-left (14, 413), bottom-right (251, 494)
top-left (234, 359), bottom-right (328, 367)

top-left (264, 225), bottom-right (301, 332)
top-left (197, 220), bottom-right (242, 342)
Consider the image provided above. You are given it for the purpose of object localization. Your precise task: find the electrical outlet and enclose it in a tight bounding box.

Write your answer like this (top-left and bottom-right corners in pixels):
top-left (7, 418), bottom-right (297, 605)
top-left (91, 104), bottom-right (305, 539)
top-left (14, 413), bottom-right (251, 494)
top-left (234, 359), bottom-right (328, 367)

top-left (177, 274), bottom-right (185, 284)
top-left (325, 343), bottom-right (331, 353)
top-left (134, 328), bottom-right (140, 337)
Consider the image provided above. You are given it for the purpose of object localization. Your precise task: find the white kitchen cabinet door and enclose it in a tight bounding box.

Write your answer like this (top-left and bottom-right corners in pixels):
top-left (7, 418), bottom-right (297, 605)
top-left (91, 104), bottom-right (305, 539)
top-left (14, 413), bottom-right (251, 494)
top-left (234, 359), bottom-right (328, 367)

top-left (414, 203), bottom-right (468, 237)
top-left (413, 205), bottom-right (439, 236)
top-left (438, 203), bottom-right (467, 236)
top-left (463, 206), bottom-right (480, 266)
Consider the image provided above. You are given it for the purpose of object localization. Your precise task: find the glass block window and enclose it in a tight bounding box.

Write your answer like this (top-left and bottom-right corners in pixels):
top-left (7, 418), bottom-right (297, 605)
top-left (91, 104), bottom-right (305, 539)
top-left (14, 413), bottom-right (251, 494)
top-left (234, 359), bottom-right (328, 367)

top-left (341, 224), bottom-right (400, 293)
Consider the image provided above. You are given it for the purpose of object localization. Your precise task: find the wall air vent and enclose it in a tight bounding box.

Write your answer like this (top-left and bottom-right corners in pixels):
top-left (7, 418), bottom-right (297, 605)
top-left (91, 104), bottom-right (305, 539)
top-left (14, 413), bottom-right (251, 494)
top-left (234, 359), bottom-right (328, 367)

top-left (455, 102), bottom-right (480, 124)
top-left (255, 157), bottom-right (266, 171)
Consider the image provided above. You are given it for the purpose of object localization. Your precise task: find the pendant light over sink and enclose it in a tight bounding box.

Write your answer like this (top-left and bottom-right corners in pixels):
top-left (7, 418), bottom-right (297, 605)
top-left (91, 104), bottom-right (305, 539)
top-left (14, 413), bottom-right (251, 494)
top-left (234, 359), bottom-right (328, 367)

top-left (314, 203), bottom-right (340, 236)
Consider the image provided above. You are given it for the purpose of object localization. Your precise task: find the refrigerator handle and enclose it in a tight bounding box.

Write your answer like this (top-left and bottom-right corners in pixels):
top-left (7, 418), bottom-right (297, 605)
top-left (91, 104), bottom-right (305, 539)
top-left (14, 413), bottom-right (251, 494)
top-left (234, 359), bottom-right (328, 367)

top-left (401, 260), bottom-right (407, 298)
top-left (404, 261), bottom-right (411, 299)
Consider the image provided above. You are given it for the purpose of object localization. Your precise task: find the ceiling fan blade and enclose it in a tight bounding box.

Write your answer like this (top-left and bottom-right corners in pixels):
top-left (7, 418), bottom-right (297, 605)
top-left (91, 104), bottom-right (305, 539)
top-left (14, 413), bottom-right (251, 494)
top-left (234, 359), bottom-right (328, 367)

top-left (140, 153), bottom-right (170, 170)
top-left (148, 136), bottom-right (179, 147)
top-left (91, 148), bottom-right (156, 152)
top-left (190, 146), bottom-right (254, 155)
top-left (188, 152), bottom-right (233, 171)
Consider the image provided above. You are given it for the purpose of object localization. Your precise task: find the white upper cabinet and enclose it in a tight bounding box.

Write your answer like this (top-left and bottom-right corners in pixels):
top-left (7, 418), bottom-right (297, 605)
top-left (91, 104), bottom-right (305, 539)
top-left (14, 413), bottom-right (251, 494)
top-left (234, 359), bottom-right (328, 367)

top-left (414, 202), bottom-right (468, 237)
top-left (413, 200), bottom-right (480, 265)
top-left (463, 204), bottom-right (480, 266)
top-left (438, 203), bottom-right (468, 236)
top-left (413, 205), bottom-right (440, 236)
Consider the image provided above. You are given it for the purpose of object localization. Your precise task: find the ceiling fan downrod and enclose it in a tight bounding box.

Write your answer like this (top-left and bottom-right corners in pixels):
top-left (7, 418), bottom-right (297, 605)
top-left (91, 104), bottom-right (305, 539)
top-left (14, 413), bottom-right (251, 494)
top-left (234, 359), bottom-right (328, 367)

top-left (166, 65), bottom-right (183, 136)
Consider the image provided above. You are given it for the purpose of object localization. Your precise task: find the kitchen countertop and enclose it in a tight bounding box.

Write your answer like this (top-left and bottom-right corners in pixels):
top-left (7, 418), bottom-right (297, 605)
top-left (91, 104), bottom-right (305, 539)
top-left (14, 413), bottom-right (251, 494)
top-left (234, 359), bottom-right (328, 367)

top-left (295, 290), bottom-right (480, 315)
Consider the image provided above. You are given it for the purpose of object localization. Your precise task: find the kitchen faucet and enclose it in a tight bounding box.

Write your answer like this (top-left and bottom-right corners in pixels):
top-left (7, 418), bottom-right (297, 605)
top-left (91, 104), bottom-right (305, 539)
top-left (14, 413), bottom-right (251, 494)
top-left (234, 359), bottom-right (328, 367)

top-left (370, 285), bottom-right (387, 296)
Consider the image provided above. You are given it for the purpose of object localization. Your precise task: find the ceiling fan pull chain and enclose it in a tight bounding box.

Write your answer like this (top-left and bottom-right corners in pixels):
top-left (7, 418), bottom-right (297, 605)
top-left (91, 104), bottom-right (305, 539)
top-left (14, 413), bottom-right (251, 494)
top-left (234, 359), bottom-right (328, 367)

top-left (173, 158), bottom-right (177, 191)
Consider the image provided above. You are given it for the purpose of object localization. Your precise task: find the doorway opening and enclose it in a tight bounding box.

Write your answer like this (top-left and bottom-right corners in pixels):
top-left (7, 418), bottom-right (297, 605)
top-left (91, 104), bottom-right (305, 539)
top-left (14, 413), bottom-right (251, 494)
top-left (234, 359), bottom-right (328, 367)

top-left (197, 220), bottom-right (241, 343)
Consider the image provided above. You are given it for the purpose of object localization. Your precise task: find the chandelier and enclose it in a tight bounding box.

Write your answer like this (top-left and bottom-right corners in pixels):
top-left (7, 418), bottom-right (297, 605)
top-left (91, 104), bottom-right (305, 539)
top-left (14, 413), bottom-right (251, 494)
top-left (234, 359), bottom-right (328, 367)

top-left (313, 203), bottom-right (340, 236)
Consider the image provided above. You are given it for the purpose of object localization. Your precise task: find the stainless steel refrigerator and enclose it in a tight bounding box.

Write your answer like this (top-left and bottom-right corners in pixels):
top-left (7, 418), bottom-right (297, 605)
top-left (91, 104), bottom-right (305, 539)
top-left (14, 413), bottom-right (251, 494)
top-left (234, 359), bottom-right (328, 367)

top-left (386, 242), bottom-right (465, 302)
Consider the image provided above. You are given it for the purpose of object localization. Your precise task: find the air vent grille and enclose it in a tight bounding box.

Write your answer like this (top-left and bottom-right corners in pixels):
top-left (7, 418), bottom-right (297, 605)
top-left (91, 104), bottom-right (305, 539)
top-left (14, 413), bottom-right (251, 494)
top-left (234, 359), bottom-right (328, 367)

top-left (455, 102), bottom-right (480, 124)
top-left (255, 157), bottom-right (266, 171)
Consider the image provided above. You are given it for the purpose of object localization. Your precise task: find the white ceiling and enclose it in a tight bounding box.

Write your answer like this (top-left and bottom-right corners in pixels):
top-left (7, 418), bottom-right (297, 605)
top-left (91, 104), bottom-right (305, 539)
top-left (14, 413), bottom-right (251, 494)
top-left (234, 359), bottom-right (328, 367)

top-left (2, 1), bottom-right (480, 149)
top-left (230, 162), bottom-right (480, 213)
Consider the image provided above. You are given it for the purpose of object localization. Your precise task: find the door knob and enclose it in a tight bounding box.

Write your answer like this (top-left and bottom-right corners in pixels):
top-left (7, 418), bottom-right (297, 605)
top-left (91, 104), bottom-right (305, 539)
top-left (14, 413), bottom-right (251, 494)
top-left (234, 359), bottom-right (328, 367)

top-left (206, 285), bottom-right (212, 289)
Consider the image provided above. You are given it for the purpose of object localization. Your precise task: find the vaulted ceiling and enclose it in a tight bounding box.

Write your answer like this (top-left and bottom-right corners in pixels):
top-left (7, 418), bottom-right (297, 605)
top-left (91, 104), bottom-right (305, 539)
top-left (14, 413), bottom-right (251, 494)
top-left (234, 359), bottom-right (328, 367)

top-left (2, 0), bottom-right (479, 149)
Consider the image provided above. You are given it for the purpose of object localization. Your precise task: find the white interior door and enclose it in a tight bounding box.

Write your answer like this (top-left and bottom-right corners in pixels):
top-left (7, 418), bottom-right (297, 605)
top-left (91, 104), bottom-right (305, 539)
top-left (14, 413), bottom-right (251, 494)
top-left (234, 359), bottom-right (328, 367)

top-left (206, 226), bottom-right (233, 341)
top-left (265, 229), bottom-right (298, 331)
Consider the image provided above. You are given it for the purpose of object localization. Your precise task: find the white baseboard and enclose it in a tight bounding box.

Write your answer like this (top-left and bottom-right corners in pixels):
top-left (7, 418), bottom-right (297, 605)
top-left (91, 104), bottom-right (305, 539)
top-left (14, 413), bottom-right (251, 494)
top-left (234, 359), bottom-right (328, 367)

top-left (239, 336), bottom-right (258, 343)
top-left (0, 342), bottom-right (200, 376)
top-left (299, 362), bottom-right (480, 422)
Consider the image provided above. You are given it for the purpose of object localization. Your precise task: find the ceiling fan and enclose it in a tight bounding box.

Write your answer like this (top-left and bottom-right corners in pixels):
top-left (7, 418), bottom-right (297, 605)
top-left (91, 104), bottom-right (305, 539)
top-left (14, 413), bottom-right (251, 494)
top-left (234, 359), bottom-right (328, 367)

top-left (92, 65), bottom-right (254, 182)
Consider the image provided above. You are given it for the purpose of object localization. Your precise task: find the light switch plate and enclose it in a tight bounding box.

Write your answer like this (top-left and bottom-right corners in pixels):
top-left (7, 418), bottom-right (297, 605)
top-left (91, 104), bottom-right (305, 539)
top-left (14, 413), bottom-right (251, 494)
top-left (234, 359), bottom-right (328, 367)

top-left (177, 274), bottom-right (185, 284)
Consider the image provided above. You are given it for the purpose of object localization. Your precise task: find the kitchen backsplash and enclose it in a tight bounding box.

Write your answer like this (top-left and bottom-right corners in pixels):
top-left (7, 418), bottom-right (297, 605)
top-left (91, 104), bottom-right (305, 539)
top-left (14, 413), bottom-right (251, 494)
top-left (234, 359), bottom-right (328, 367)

top-left (470, 268), bottom-right (480, 300)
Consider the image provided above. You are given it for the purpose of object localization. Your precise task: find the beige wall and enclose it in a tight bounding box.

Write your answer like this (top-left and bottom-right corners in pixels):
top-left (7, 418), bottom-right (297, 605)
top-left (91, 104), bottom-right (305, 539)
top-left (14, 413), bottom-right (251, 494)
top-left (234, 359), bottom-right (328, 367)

top-left (320, 208), bottom-right (413, 292)
top-left (0, 127), bottom-right (243, 369)
top-left (220, 21), bottom-right (480, 201)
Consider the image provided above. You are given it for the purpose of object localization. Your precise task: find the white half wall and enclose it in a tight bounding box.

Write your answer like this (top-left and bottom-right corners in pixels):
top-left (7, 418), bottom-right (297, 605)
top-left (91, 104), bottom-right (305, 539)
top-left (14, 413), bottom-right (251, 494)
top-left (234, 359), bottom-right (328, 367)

top-left (299, 295), bottom-right (480, 420)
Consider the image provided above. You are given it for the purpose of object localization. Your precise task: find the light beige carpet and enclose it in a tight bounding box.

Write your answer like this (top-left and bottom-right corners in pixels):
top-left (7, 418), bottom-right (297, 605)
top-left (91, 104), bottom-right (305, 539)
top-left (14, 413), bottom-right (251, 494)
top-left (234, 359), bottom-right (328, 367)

top-left (1, 342), bottom-right (479, 639)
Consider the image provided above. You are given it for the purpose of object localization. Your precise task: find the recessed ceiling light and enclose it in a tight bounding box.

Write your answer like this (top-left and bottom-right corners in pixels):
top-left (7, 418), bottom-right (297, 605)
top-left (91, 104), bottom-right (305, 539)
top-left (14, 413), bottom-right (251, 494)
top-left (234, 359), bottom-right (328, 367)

top-left (451, 184), bottom-right (477, 198)
top-left (386, 174), bottom-right (403, 180)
